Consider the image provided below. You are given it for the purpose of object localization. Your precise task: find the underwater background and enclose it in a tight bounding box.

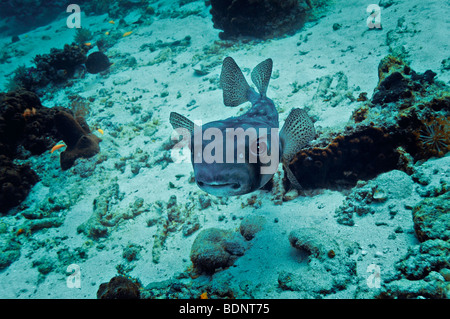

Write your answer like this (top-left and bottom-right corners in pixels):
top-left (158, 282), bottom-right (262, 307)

top-left (0, 0), bottom-right (448, 299)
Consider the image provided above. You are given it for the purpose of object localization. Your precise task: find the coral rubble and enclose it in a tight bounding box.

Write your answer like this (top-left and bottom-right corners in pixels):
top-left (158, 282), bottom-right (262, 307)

top-left (11, 43), bottom-right (90, 93)
top-left (412, 192), bottom-right (449, 242)
top-left (379, 239), bottom-right (450, 299)
top-left (334, 170), bottom-right (413, 226)
top-left (76, 179), bottom-right (126, 239)
top-left (150, 195), bottom-right (201, 263)
top-left (0, 89), bottom-right (58, 157)
top-left (0, 155), bottom-right (39, 214)
top-left (376, 180), bottom-right (450, 298)
top-left (279, 228), bottom-right (358, 297)
top-left (190, 228), bottom-right (248, 274)
top-left (141, 273), bottom-right (246, 299)
top-left (0, 89), bottom-right (56, 213)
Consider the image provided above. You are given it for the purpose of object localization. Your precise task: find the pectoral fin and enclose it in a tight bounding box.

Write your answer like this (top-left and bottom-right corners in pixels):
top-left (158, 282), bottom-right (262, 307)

top-left (169, 112), bottom-right (196, 136)
top-left (280, 108), bottom-right (315, 188)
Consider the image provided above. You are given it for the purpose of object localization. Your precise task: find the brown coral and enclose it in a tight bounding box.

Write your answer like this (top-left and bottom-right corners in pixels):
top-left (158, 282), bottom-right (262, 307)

top-left (12, 43), bottom-right (90, 93)
top-left (288, 126), bottom-right (403, 189)
top-left (54, 111), bottom-right (101, 170)
top-left (0, 155), bottom-right (39, 214)
top-left (97, 276), bottom-right (140, 299)
top-left (285, 55), bottom-right (449, 190)
top-left (0, 89), bottom-right (65, 213)
top-left (209, 0), bottom-right (311, 39)
top-left (190, 228), bottom-right (248, 274)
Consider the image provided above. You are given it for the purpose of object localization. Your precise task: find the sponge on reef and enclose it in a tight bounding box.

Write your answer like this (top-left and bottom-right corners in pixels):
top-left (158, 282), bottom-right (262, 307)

top-left (286, 55), bottom-right (449, 190)
top-left (209, 0), bottom-right (313, 39)
top-left (54, 111), bottom-right (101, 170)
top-left (0, 89), bottom-right (101, 212)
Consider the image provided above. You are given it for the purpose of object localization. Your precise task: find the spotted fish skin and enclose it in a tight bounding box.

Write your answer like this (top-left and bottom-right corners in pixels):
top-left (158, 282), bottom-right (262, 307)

top-left (170, 57), bottom-right (315, 196)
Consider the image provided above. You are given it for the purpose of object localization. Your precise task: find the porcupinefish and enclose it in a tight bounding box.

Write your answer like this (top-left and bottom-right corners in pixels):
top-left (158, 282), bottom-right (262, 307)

top-left (170, 57), bottom-right (315, 196)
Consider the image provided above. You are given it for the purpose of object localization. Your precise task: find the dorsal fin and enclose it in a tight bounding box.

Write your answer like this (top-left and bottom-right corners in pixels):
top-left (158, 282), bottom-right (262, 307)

top-left (169, 112), bottom-right (196, 136)
top-left (251, 58), bottom-right (273, 96)
top-left (280, 108), bottom-right (315, 188)
top-left (220, 57), bottom-right (250, 107)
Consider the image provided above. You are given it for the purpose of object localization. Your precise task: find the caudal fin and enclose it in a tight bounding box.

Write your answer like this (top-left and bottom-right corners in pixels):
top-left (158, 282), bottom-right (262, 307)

top-left (220, 57), bottom-right (250, 107)
top-left (280, 108), bottom-right (315, 188)
top-left (251, 58), bottom-right (272, 97)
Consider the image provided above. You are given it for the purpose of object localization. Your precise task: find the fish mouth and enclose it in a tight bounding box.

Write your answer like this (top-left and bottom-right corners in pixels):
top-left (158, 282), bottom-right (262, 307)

top-left (197, 181), bottom-right (241, 190)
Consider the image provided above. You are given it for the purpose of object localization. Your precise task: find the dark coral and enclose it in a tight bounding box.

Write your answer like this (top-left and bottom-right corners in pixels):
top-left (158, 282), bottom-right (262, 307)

top-left (0, 89), bottom-right (67, 157)
top-left (0, 89), bottom-right (61, 213)
top-left (85, 52), bottom-right (112, 74)
top-left (0, 89), bottom-right (100, 213)
top-left (33, 43), bottom-right (88, 80)
top-left (54, 111), bottom-right (101, 170)
top-left (288, 126), bottom-right (405, 189)
top-left (287, 55), bottom-right (449, 190)
top-left (378, 239), bottom-right (450, 299)
top-left (209, 0), bottom-right (310, 39)
top-left (12, 43), bottom-right (90, 93)
top-left (0, 155), bottom-right (39, 214)
top-left (97, 276), bottom-right (141, 299)
top-left (371, 56), bottom-right (437, 105)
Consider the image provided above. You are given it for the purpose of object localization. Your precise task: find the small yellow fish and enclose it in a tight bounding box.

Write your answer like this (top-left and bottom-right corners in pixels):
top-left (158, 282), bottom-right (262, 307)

top-left (84, 42), bottom-right (92, 46)
top-left (122, 31), bottom-right (133, 37)
top-left (108, 20), bottom-right (115, 24)
top-left (97, 129), bottom-right (104, 135)
top-left (51, 144), bottom-right (66, 153)
top-left (200, 292), bottom-right (208, 299)
top-left (105, 31), bottom-right (110, 36)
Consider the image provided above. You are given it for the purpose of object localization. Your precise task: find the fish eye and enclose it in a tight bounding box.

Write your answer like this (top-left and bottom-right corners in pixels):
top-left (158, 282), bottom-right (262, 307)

top-left (258, 140), bottom-right (267, 154)
top-left (250, 137), bottom-right (268, 157)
